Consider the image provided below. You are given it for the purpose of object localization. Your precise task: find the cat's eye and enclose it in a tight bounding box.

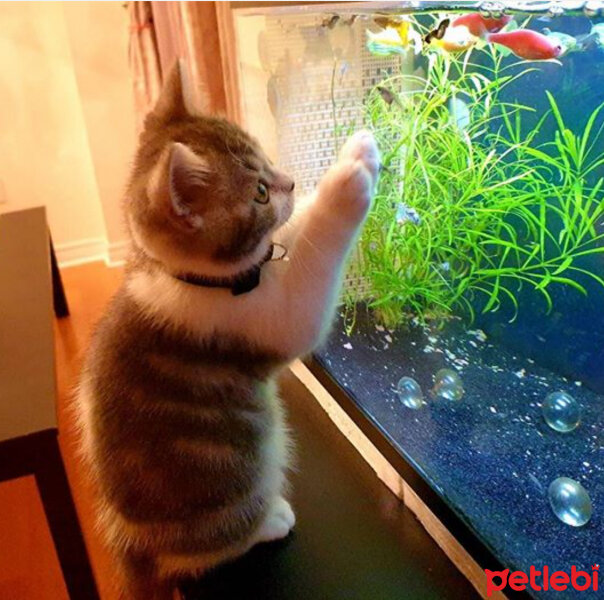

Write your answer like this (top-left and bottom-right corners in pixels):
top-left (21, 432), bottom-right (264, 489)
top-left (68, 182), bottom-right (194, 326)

top-left (254, 182), bottom-right (270, 204)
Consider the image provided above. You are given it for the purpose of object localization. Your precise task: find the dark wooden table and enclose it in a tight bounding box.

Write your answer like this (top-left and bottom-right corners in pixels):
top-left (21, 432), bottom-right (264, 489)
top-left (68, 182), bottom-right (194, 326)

top-left (0, 207), bottom-right (98, 600)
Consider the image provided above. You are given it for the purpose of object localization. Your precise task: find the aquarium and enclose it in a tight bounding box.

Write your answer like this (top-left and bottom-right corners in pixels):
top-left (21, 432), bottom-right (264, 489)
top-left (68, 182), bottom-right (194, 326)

top-left (234, 2), bottom-right (604, 597)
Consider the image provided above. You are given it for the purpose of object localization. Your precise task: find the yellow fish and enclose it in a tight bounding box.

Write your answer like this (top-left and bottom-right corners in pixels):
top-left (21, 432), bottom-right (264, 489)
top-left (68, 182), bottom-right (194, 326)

top-left (373, 16), bottom-right (410, 46)
top-left (429, 25), bottom-right (479, 53)
top-left (366, 20), bottom-right (422, 56)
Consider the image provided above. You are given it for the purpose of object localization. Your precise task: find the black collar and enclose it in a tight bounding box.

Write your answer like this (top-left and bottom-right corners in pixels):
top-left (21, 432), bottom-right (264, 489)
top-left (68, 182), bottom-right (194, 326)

top-left (173, 244), bottom-right (275, 296)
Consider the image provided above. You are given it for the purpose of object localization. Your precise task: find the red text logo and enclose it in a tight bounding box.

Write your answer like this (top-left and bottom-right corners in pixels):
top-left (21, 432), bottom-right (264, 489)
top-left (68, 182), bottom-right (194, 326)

top-left (486, 564), bottom-right (599, 596)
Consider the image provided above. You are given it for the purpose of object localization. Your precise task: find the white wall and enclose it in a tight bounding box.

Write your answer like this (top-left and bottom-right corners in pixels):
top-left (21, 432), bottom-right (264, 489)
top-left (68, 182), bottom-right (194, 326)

top-left (63, 1), bottom-right (137, 264)
top-left (0, 1), bottom-right (136, 266)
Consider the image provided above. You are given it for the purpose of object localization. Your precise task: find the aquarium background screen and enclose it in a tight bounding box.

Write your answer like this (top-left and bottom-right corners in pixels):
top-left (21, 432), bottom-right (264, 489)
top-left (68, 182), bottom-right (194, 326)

top-left (235, 3), bottom-right (603, 598)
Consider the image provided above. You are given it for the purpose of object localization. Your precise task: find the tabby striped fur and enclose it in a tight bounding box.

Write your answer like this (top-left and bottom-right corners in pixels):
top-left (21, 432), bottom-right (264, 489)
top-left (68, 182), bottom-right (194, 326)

top-left (76, 62), bottom-right (379, 599)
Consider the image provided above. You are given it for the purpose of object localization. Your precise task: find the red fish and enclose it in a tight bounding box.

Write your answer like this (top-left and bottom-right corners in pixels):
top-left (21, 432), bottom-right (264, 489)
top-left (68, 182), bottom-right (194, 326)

top-left (452, 13), bottom-right (512, 37)
top-left (487, 30), bottom-right (563, 60)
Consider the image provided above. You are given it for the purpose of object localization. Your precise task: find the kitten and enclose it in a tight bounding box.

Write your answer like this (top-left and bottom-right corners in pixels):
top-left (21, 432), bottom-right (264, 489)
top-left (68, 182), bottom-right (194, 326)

top-left (76, 62), bottom-right (379, 600)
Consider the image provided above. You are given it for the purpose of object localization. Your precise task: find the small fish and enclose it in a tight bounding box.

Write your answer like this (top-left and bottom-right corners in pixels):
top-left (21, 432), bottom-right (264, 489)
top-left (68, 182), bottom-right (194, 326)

top-left (366, 27), bottom-right (408, 56)
top-left (322, 15), bottom-right (340, 30)
top-left (428, 25), bottom-right (479, 53)
top-left (542, 28), bottom-right (599, 55)
top-left (376, 86), bottom-right (399, 106)
top-left (542, 28), bottom-right (579, 56)
top-left (266, 75), bottom-right (281, 118)
top-left (487, 30), bottom-right (563, 60)
top-left (528, 473), bottom-right (545, 494)
top-left (373, 16), bottom-right (403, 29)
top-left (424, 18), bottom-right (450, 45)
top-left (575, 30), bottom-right (600, 51)
top-left (592, 23), bottom-right (604, 47)
top-left (451, 13), bottom-right (512, 37)
top-left (324, 14), bottom-right (357, 28)
top-left (339, 61), bottom-right (350, 79)
top-left (373, 17), bottom-right (414, 48)
top-left (366, 22), bottom-right (422, 56)
top-left (448, 96), bottom-right (470, 130)
top-left (396, 202), bottom-right (421, 226)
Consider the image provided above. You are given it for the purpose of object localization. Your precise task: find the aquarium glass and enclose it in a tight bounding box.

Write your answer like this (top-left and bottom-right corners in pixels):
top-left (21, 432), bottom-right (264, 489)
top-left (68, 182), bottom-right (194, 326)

top-left (235, 3), bottom-right (604, 597)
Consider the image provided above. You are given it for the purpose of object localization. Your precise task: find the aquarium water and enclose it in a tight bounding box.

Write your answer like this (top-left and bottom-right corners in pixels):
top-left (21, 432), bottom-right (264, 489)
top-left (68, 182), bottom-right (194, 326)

top-left (237, 2), bottom-right (604, 597)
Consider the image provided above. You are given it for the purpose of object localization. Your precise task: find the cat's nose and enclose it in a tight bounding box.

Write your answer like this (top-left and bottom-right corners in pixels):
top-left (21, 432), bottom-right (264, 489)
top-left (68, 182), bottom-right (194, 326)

top-left (273, 172), bottom-right (295, 193)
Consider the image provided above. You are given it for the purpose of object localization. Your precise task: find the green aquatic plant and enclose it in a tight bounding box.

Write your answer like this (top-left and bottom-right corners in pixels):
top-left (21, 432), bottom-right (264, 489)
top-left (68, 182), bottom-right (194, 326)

top-left (345, 44), bottom-right (604, 328)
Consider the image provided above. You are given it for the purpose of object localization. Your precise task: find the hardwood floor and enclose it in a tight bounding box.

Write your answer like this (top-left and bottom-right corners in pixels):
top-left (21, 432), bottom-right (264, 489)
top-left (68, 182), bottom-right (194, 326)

top-left (53, 262), bottom-right (124, 600)
top-left (0, 476), bottom-right (69, 600)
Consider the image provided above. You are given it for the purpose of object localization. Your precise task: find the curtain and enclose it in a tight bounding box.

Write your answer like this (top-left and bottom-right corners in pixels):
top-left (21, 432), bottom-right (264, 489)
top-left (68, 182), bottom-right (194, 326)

top-left (151, 2), bottom-right (230, 120)
top-left (128, 2), bottom-right (233, 124)
top-left (128, 1), bottom-right (162, 131)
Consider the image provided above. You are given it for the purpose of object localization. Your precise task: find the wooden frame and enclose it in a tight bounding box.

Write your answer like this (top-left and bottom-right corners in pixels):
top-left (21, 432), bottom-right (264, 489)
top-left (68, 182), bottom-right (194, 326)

top-left (214, 2), bottom-right (244, 125)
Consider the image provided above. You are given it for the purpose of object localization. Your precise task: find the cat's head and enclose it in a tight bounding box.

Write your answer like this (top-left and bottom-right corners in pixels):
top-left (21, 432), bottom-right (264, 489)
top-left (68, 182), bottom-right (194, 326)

top-left (126, 62), bottom-right (295, 276)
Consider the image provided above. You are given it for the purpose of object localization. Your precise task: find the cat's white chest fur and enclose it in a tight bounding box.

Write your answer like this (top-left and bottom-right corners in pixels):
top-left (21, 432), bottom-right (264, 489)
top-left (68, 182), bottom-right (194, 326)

top-left (128, 130), bottom-right (380, 364)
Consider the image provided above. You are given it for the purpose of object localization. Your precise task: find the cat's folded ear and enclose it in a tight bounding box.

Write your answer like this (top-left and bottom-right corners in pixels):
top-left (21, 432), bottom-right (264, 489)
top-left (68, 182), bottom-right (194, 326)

top-left (146, 59), bottom-right (196, 125)
top-left (167, 142), bottom-right (211, 229)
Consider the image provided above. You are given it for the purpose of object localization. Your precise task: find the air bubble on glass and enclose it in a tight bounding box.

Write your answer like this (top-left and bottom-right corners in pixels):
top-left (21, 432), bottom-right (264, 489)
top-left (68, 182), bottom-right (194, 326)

top-left (548, 477), bottom-right (593, 527)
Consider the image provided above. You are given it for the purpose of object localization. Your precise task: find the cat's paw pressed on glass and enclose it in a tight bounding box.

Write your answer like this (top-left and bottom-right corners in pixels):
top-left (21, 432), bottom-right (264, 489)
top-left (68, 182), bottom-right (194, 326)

top-left (319, 130), bottom-right (380, 220)
top-left (339, 129), bottom-right (380, 184)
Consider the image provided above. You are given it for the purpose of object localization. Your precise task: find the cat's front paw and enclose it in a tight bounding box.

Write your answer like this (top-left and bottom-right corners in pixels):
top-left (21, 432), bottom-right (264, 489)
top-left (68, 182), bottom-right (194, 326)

top-left (338, 130), bottom-right (380, 184)
top-left (319, 130), bottom-right (380, 221)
